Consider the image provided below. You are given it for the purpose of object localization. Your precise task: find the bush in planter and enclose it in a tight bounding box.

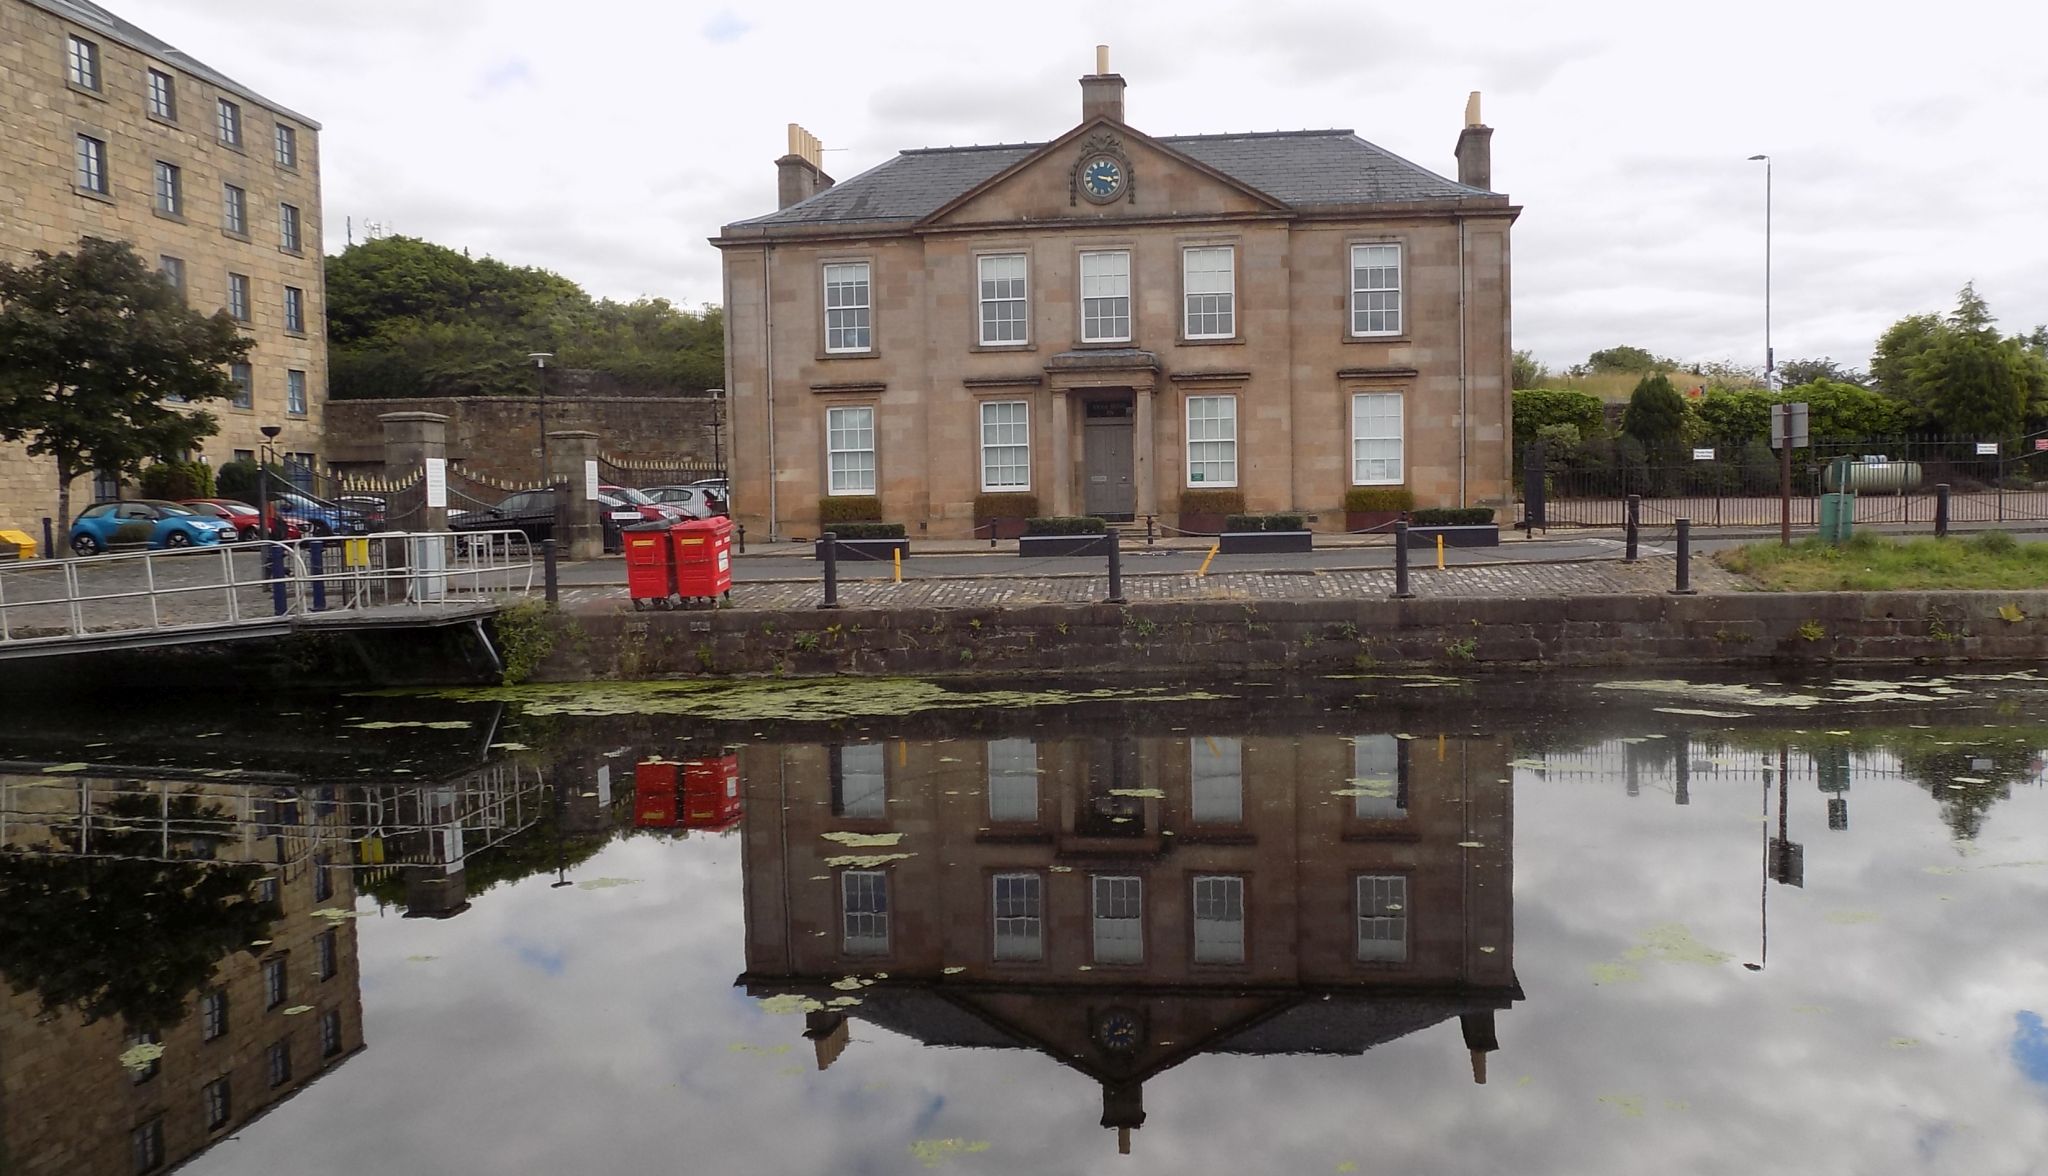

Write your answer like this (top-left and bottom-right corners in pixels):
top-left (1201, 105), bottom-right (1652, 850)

top-left (974, 492), bottom-right (1039, 520)
top-left (1025, 516), bottom-right (1107, 536)
top-left (822, 522), bottom-right (906, 540)
top-left (1343, 486), bottom-right (1414, 514)
top-left (1224, 513), bottom-right (1307, 532)
top-left (1410, 507), bottom-right (1496, 527)
top-left (818, 495), bottom-right (882, 524)
top-left (1179, 488), bottom-right (1246, 516)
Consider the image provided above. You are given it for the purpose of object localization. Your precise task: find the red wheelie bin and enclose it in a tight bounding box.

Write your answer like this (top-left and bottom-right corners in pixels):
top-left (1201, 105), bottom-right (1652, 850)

top-left (671, 516), bottom-right (733, 607)
top-left (624, 522), bottom-right (678, 609)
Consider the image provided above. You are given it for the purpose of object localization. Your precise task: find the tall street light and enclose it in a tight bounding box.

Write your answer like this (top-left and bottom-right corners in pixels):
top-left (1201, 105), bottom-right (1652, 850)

top-left (1747, 154), bottom-right (1772, 391)
top-left (528, 353), bottom-right (554, 486)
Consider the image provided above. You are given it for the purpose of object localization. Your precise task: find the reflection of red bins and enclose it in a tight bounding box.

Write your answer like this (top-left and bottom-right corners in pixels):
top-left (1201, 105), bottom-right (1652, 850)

top-left (682, 754), bottom-right (743, 829)
top-left (634, 759), bottom-right (679, 828)
top-left (624, 523), bottom-right (677, 609)
top-left (671, 517), bottom-right (734, 605)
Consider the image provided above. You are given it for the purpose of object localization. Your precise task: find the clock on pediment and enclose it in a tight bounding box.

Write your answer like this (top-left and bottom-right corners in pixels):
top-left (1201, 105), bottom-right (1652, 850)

top-left (1091, 1006), bottom-right (1145, 1054)
top-left (1070, 133), bottom-right (1134, 207)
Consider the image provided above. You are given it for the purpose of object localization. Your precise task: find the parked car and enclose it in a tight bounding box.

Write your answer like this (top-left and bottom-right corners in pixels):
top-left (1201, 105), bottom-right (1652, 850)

top-left (599, 485), bottom-right (688, 524)
top-left (448, 489), bottom-right (557, 544)
top-left (179, 497), bottom-right (305, 542)
top-left (272, 491), bottom-right (369, 537)
top-left (641, 485), bottom-right (727, 518)
top-left (336, 495), bottom-right (390, 531)
top-left (69, 500), bottom-right (238, 555)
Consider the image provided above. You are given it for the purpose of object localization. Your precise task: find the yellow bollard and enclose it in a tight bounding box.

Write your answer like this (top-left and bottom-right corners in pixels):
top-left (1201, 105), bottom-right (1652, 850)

top-left (1436, 534), bottom-right (1446, 570)
top-left (1197, 542), bottom-right (1221, 577)
top-left (893, 547), bottom-right (902, 583)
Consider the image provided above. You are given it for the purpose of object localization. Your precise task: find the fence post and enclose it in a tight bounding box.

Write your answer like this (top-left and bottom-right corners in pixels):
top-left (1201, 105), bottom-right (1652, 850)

top-left (1934, 483), bottom-right (1950, 539)
top-left (1392, 521), bottom-right (1415, 599)
top-left (542, 538), bottom-right (559, 603)
top-left (818, 531), bottom-right (841, 610)
top-left (1105, 530), bottom-right (1126, 604)
top-left (309, 540), bottom-right (326, 612)
top-left (1625, 495), bottom-right (1641, 563)
top-left (1671, 517), bottom-right (1696, 596)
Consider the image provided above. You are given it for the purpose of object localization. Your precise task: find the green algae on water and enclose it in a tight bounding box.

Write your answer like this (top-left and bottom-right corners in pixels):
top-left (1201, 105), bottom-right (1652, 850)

top-left (909, 1139), bottom-right (991, 1168)
top-left (822, 831), bottom-right (904, 848)
top-left (395, 677), bottom-right (1229, 722)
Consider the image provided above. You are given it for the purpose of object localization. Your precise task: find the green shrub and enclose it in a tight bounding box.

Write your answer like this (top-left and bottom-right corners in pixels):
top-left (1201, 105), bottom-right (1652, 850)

top-left (1179, 488), bottom-right (1245, 515)
top-left (1024, 515), bottom-right (1107, 536)
top-left (214, 459), bottom-right (259, 503)
top-left (1344, 486), bottom-right (1414, 513)
top-left (1512, 388), bottom-right (1607, 452)
top-left (138, 460), bottom-right (214, 501)
top-left (974, 492), bottom-right (1040, 520)
top-left (818, 495), bottom-right (882, 524)
top-left (1410, 507), bottom-right (1496, 526)
top-left (1225, 513), bottom-right (1305, 532)
top-left (1972, 529), bottom-right (2019, 555)
top-left (822, 522), bottom-right (905, 540)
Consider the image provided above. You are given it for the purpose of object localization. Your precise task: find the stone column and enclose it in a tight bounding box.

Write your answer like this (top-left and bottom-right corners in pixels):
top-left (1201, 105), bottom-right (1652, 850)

top-left (1049, 394), bottom-right (1072, 516)
top-left (381, 411), bottom-right (449, 529)
top-left (1132, 385), bottom-right (1157, 520)
top-left (547, 430), bottom-right (602, 560)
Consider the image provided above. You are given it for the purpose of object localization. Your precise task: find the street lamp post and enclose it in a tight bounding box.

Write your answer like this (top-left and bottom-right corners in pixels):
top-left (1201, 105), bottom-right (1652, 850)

top-left (704, 385), bottom-right (726, 489)
top-left (257, 424), bottom-right (282, 539)
top-left (1747, 154), bottom-right (1773, 390)
top-left (528, 353), bottom-right (554, 486)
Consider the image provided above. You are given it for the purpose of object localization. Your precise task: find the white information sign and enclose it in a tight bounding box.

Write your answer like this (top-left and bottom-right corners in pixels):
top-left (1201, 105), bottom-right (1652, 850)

top-left (1975, 441), bottom-right (2000, 456)
top-left (583, 459), bottom-right (600, 501)
top-left (424, 457), bottom-right (448, 509)
top-left (596, 764), bottom-right (612, 806)
top-left (1692, 448), bottom-right (1715, 461)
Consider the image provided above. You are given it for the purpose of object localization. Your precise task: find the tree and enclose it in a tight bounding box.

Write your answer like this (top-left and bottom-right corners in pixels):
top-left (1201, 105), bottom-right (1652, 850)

top-left (0, 239), bottom-right (250, 528)
top-left (1777, 357), bottom-right (1866, 388)
top-left (1587, 345), bottom-right (1668, 374)
top-left (1621, 373), bottom-right (1687, 450)
top-left (1510, 349), bottom-right (1550, 390)
top-left (1909, 328), bottom-right (2031, 441)
top-left (1870, 312), bottom-right (1944, 397)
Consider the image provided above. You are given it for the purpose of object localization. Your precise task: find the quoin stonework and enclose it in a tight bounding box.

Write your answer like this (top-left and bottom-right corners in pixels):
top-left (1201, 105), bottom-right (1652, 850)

top-left (0, 0), bottom-right (327, 533)
top-left (714, 48), bottom-right (1518, 540)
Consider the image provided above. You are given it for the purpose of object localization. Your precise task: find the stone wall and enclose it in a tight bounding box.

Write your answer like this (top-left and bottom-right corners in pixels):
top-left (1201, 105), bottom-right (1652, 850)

top-left (324, 392), bottom-right (723, 479)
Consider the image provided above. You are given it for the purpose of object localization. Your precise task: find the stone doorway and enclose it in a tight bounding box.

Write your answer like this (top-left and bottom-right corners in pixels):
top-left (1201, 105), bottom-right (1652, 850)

top-left (1082, 395), bottom-right (1136, 520)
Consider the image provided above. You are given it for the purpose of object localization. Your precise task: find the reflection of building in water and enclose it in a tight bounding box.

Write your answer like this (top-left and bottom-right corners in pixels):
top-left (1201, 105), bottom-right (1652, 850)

top-left (737, 730), bottom-right (1518, 1152)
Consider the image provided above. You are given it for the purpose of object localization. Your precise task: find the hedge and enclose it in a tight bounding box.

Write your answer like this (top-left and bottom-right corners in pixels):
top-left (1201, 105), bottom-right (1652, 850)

top-left (822, 522), bottom-right (906, 540)
top-left (138, 460), bottom-right (215, 501)
top-left (1178, 488), bottom-right (1246, 515)
top-left (1409, 507), bottom-right (1496, 526)
top-left (1343, 486), bottom-right (1414, 513)
top-left (818, 495), bottom-right (882, 524)
top-left (1224, 513), bottom-right (1306, 532)
top-left (1025, 515), bottom-right (1107, 536)
top-left (974, 492), bottom-right (1040, 519)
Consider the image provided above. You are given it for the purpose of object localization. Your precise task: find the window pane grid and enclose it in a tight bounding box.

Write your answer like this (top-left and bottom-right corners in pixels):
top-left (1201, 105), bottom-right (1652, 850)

top-left (288, 370), bottom-right (308, 415)
top-left (824, 263), bottom-right (871, 352)
top-left (1356, 875), bottom-right (1409, 962)
top-left (833, 742), bottom-right (886, 818)
top-left (1351, 244), bottom-right (1403, 336)
top-left (280, 204), bottom-right (301, 252)
top-left (842, 870), bottom-right (889, 955)
top-left (274, 124), bottom-right (297, 168)
top-left (68, 37), bottom-right (98, 88)
top-left (1183, 248), bottom-right (1234, 338)
top-left (987, 737), bottom-right (1038, 821)
top-left (978, 254), bottom-right (1027, 345)
top-left (1192, 875), bottom-right (1246, 963)
top-left (979, 400), bottom-right (1029, 490)
top-left (153, 163), bottom-right (180, 215)
top-left (1185, 396), bottom-right (1237, 487)
top-left (1080, 252), bottom-right (1130, 342)
top-left (230, 364), bottom-right (252, 409)
top-left (825, 406), bottom-right (875, 495)
top-left (1351, 392), bottom-right (1404, 484)
top-left (992, 873), bottom-right (1042, 961)
top-left (284, 286), bottom-right (304, 333)
top-left (148, 70), bottom-right (175, 119)
top-left (74, 135), bottom-right (106, 193)
top-left (223, 185), bottom-right (246, 235)
top-left (1190, 736), bottom-right (1243, 823)
top-left (1092, 875), bottom-right (1143, 964)
top-left (1351, 735), bottom-right (1406, 818)
top-left (217, 99), bottom-right (241, 146)
top-left (228, 274), bottom-right (250, 322)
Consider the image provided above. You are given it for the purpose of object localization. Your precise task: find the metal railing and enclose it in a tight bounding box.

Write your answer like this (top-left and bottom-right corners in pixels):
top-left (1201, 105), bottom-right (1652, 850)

top-left (288, 529), bottom-right (536, 612)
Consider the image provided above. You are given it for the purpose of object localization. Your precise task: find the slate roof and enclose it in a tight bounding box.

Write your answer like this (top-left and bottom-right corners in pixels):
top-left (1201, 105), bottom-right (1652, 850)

top-left (24, 0), bottom-right (319, 128)
top-left (726, 129), bottom-right (1491, 231)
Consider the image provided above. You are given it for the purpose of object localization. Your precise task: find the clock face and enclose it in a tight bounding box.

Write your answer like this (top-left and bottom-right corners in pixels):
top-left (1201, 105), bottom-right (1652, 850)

top-left (1081, 156), bottom-right (1124, 202)
top-left (1095, 1008), bottom-right (1142, 1052)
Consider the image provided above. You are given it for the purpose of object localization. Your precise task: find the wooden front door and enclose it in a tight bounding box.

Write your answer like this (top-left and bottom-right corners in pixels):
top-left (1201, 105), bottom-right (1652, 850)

top-left (1083, 402), bottom-right (1136, 520)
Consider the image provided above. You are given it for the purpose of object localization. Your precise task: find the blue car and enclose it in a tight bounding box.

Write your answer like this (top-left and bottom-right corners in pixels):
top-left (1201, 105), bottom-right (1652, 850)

top-left (272, 491), bottom-right (369, 536)
top-left (69, 500), bottom-right (238, 555)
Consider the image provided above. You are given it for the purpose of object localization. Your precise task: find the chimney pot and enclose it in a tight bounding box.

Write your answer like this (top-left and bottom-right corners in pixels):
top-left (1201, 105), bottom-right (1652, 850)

top-left (776, 123), bottom-right (834, 209)
top-left (1454, 93), bottom-right (1492, 191)
top-left (1080, 48), bottom-right (1126, 125)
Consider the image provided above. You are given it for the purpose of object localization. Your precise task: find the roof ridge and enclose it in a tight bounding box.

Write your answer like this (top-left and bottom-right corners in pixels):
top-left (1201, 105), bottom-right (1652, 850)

top-left (1158, 129), bottom-right (1356, 142)
top-left (900, 141), bottom-right (1047, 156)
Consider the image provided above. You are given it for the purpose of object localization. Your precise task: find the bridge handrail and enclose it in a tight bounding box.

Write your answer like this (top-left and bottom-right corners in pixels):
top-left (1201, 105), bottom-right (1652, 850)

top-left (0, 541), bottom-right (308, 646)
top-left (281, 529), bottom-right (535, 610)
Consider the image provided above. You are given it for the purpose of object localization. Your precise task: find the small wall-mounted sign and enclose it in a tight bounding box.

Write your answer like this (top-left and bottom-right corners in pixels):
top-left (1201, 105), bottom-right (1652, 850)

top-left (1976, 442), bottom-right (2000, 456)
top-left (1692, 448), bottom-right (1715, 461)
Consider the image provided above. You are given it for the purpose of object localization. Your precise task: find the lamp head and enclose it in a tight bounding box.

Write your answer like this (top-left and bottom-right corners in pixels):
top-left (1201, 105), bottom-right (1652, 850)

top-left (528, 352), bottom-right (553, 369)
top-left (1747, 154), bottom-right (1768, 162)
top-left (259, 425), bottom-right (282, 441)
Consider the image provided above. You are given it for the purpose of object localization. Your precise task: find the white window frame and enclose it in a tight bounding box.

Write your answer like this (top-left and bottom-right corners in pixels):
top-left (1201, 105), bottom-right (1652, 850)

top-left (147, 69), bottom-right (176, 120)
top-left (1189, 735), bottom-right (1243, 824)
top-left (833, 742), bottom-right (886, 817)
top-left (1184, 395), bottom-right (1238, 488)
top-left (1192, 875), bottom-right (1246, 963)
top-left (1079, 250), bottom-right (1132, 343)
top-left (978, 400), bottom-right (1030, 492)
top-left (822, 261), bottom-right (872, 353)
top-left (986, 737), bottom-right (1038, 822)
top-left (67, 36), bottom-right (99, 90)
top-left (992, 872), bottom-right (1043, 961)
top-left (841, 870), bottom-right (890, 955)
top-left (287, 370), bottom-right (308, 416)
top-left (977, 253), bottom-right (1028, 347)
top-left (1356, 874), bottom-right (1409, 963)
top-left (1091, 874), bottom-right (1144, 964)
top-left (1182, 246), bottom-right (1235, 339)
top-left (824, 405), bottom-right (876, 496)
top-left (1351, 734), bottom-right (1406, 820)
top-left (74, 134), bottom-right (107, 194)
top-left (1351, 391), bottom-right (1405, 485)
top-left (1350, 243), bottom-right (1403, 337)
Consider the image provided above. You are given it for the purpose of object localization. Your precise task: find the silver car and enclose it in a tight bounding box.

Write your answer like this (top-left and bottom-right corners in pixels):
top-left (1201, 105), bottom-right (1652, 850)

top-left (642, 484), bottom-right (727, 519)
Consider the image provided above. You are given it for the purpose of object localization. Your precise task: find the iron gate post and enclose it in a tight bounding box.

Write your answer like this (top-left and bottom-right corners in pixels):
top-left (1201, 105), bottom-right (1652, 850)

top-left (1625, 495), bottom-right (1640, 562)
top-left (819, 531), bottom-right (841, 609)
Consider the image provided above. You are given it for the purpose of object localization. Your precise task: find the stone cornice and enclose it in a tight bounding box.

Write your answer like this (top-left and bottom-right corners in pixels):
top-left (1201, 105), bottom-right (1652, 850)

top-left (1337, 366), bottom-right (1420, 381)
top-left (1168, 370), bottom-right (1253, 384)
top-left (809, 380), bottom-right (887, 395)
top-left (962, 374), bottom-right (1045, 388)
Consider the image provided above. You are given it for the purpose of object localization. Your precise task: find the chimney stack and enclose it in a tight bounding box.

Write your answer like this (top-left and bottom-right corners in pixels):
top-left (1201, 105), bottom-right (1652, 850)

top-left (776, 123), bottom-right (834, 209)
top-left (1455, 91), bottom-right (1492, 191)
top-left (1080, 44), bottom-right (1126, 124)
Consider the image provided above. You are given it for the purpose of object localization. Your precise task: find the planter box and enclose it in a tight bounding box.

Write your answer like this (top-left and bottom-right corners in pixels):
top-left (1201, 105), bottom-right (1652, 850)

top-left (974, 517), bottom-right (1029, 541)
top-left (1219, 529), bottom-right (1313, 554)
top-left (1405, 524), bottom-right (1500, 548)
top-left (1346, 510), bottom-right (1403, 534)
top-left (1178, 511), bottom-right (1228, 536)
top-left (814, 537), bottom-right (910, 561)
top-left (1019, 533), bottom-right (1110, 558)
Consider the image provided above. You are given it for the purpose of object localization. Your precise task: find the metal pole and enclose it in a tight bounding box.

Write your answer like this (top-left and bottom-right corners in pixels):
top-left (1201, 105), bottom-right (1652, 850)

top-left (41, 517), bottom-right (52, 560)
top-left (737, 524), bottom-right (746, 555)
top-left (1672, 517), bottom-right (1696, 595)
top-left (542, 538), bottom-right (559, 603)
top-left (1764, 158), bottom-right (1773, 392)
top-left (309, 540), bottom-right (326, 612)
top-left (1625, 494), bottom-right (1640, 562)
top-left (537, 365), bottom-right (551, 485)
top-left (1392, 521), bottom-right (1414, 599)
top-left (1779, 429), bottom-right (1792, 548)
top-left (267, 545), bottom-right (286, 616)
top-left (818, 530), bottom-right (840, 609)
top-left (1934, 483), bottom-right (1950, 539)
top-left (1105, 529), bottom-right (1125, 604)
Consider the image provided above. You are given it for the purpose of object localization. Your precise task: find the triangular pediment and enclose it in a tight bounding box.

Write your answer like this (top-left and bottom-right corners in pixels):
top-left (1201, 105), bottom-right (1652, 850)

top-left (922, 119), bottom-right (1286, 227)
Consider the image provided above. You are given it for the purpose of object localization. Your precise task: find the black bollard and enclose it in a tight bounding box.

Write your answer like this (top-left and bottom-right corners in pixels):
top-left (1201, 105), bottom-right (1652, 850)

top-left (1671, 517), bottom-right (1697, 595)
top-left (1146, 515), bottom-right (1155, 546)
top-left (41, 516), bottom-right (53, 560)
top-left (542, 538), bottom-right (559, 604)
top-left (1392, 521), bottom-right (1415, 599)
top-left (1934, 483), bottom-right (1950, 539)
top-left (267, 545), bottom-right (287, 616)
top-left (1625, 494), bottom-right (1640, 563)
top-left (819, 530), bottom-right (841, 609)
top-left (1105, 529), bottom-right (1126, 604)
top-left (736, 524), bottom-right (746, 554)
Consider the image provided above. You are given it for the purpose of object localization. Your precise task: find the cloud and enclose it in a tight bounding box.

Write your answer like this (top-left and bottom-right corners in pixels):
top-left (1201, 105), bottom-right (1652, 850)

top-left (702, 9), bottom-right (753, 44)
top-left (475, 59), bottom-right (535, 96)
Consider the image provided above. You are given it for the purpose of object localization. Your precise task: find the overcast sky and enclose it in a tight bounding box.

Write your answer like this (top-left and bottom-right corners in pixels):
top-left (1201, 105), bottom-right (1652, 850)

top-left (140, 0), bottom-right (2048, 373)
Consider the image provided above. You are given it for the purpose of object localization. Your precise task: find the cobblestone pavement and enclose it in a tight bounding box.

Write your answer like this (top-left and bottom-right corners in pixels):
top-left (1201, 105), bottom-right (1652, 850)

top-left (564, 554), bottom-right (1743, 613)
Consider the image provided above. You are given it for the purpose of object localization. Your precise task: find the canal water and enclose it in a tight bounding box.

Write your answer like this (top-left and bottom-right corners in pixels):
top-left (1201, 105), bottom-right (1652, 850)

top-left (2, 671), bottom-right (2045, 1175)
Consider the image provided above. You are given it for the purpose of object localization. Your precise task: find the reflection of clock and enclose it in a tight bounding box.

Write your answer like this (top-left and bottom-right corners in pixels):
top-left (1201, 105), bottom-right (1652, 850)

top-left (1094, 1007), bottom-right (1143, 1053)
top-left (1080, 156), bottom-right (1124, 203)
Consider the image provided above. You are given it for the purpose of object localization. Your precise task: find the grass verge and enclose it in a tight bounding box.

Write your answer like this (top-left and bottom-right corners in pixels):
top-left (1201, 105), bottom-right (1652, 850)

top-left (1717, 531), bottom-right (2048, 591)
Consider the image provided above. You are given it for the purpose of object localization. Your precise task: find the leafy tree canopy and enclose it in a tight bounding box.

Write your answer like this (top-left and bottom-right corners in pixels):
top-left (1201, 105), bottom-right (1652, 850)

top-left (1510, 349), bottom-right (1550, 390)
top-left (0, 239), bottom-right (250, 525)
top-left (1587, 345), bottom-right (1671, 374)
top-left (1777, 357), bottom-right (1866, 388)
top-left (1869, 285), bottom-right (2048, 437)
top-left (1621, 373), bottom-right (1687, 448)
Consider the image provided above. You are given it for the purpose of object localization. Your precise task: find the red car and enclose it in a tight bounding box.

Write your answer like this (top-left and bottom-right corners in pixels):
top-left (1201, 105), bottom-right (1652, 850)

top-left (180, 498), bottom-right (304, 542)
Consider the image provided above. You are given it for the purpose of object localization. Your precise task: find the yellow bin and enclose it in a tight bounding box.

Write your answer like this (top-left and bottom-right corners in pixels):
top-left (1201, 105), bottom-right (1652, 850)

top-left (0, 530), bottom-right (36, 560)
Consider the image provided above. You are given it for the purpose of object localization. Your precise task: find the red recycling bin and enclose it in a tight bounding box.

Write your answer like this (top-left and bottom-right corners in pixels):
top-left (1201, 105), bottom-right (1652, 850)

top-left (624, 523), bottom-right (677, 610)
top-left (682, 755), bottom-right (742, 830)
top-left (634, 759), bottom-right (679, 828)
top-left (670, 516), bottom-right (734, 606)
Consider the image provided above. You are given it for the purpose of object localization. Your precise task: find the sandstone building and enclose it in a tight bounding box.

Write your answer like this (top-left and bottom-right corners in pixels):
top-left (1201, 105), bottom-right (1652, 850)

top-left (714, 50), bottom-right (1517, 540)
top-left (0, 0), bottom-right (327, 534)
